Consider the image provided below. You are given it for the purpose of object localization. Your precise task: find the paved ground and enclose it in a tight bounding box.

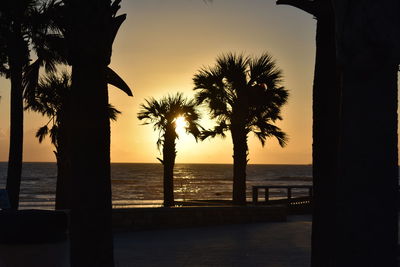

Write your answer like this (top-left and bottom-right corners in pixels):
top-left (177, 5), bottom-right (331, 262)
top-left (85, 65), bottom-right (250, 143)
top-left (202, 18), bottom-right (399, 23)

top-left (114, 215), bottom-right (312, 267)
top-left (0, 215), bottom-right (312, 267)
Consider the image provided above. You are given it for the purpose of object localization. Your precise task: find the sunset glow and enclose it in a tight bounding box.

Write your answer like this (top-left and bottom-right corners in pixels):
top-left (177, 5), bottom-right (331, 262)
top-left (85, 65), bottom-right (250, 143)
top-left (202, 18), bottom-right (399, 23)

top-left (174, 116), bottom-right (188, 136)
top-left (0, 0), bottom-right (318, 164)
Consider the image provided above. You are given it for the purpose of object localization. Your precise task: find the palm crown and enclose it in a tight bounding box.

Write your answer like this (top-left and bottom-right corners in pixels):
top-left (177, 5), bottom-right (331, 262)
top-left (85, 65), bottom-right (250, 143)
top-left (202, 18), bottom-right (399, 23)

top-left (26, 72), bottom-right (120, 148)
top-left (193, 52), bottom-right (289, 147)
top-left (137, 93), bottom-right (202, 150)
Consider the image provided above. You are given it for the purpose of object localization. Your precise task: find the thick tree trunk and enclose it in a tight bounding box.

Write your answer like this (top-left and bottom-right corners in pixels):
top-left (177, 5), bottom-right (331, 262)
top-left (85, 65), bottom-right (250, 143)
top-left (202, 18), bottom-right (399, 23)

top-left (69, 64), bottom-right (114, 267)
top-left (6, 63), bottom-right (23, 211)
top-left (162, 125), bottom-right (176, 207)
top-left (6, 27), bottom-right (25, 210)
top-left (231, 127), bottom-right (248, 205)
top-left (310, 4), bottom-right (340, 266)
top-left (67, 1), bottom-right (114, 266)
top-left (332, 1), bottom-right (399, 265)
top-left (333, 61), bottom-right (398, 267)
top-left (275, 1), bottom-right (341, 264)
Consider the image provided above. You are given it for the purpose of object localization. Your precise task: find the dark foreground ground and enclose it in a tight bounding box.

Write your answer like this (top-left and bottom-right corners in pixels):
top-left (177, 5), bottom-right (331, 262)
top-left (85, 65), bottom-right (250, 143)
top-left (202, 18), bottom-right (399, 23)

top-left (0, 215), bottom-right (312, 267)
top-left (114, 215), bottom-right (312, 267)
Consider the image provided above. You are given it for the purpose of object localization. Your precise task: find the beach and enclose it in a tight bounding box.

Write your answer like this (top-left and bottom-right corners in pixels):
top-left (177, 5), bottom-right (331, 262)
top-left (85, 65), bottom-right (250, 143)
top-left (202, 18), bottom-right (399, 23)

top-left (0, 162), bottom-right (312, 209)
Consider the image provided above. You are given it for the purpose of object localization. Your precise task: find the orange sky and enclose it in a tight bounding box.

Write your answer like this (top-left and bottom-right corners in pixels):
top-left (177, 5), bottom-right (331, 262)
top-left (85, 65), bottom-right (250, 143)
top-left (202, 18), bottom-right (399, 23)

top-left (0, 0), bottom-right (316, 164)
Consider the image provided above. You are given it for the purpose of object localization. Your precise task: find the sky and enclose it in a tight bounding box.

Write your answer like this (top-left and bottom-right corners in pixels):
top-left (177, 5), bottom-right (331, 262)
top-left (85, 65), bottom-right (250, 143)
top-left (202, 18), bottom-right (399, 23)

top-left (0, 0), bottom-right (317, 164)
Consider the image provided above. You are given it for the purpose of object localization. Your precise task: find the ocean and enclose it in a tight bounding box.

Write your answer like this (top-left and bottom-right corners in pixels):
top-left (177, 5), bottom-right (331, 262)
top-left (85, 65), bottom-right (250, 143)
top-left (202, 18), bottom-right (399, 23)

top-left (0, 162), bottom-right (312, 209)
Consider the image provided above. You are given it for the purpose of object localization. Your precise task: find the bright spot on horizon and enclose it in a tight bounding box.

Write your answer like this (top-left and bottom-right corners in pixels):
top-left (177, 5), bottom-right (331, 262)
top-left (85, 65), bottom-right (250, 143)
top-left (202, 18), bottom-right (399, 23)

top-left (175, 116), bottom-right (188, 136)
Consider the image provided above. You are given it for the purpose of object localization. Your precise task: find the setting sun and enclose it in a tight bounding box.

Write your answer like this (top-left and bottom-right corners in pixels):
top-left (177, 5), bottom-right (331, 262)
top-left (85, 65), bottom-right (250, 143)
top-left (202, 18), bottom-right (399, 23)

top-left (174, 116), bottom-right (187, 135)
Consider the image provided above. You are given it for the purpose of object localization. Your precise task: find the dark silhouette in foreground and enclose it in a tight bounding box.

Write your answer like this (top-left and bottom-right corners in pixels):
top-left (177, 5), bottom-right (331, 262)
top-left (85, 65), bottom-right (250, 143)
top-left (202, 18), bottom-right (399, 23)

top-left (193, 52), bottom-right (288, 205)
top-left (332, 2), bottom-right (399, 265)
top-left (0, 0), bottom-right (62, 210)
top-left (138, 93), bottom-right (202, 207)
top-left (278, 0), bottom-right (399, 265)
top-left (61, 0), bottom-right (132, 266)
top-left (25, 72), bottom-right (121, 210)
top-left (276, 0), bottom-right (340, 265)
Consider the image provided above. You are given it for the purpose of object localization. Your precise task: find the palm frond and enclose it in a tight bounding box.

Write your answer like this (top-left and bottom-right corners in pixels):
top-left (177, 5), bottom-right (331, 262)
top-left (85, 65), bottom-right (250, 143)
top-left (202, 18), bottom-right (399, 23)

top-left (36, 125), bottom-right (49, 143)
top-left (249, 53), bottom-right (282, 86)
top-left (106, 66), bottom-right (133, 96)
top-left (138, 92), bottom-right (203, 150)
top-left (108, 104), bottom-right (121, 121)
top-left (23, 59), bottom-right (41, 102)
top-left (49, 124), bottom-right (58, 145)
top-left (200, 121), bottom-right (229, 141)
top-left (252, 121), bottom-right (288, 147)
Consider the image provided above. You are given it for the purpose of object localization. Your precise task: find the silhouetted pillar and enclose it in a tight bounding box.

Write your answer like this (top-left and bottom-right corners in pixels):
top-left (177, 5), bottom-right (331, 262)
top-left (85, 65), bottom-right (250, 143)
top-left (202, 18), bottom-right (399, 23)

top-left (333, 1), bottom-right (399, 266)
top-left (276, 1), bottom-right (340, 265)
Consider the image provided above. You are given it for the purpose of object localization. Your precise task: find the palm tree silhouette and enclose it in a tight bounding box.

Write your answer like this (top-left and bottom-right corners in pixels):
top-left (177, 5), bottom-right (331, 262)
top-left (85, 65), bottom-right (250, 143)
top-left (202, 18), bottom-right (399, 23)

top-left (0, 0), bottom-right (65, 209)
top-left (138, 93), bottom-right (202, 207)
top-left (27, 1), bottom-right (132, 264)
top-left (193, 52), bottom-right (289, 205)
top-left (276, 1), bottom-right (340, 264)
top-left (25, 72), bottom-right (121, 210)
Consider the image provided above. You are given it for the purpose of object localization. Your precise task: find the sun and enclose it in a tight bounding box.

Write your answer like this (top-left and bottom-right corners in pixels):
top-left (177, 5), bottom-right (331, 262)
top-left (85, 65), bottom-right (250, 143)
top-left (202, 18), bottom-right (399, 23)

top-left (174, 116), bottom-right (187, 135)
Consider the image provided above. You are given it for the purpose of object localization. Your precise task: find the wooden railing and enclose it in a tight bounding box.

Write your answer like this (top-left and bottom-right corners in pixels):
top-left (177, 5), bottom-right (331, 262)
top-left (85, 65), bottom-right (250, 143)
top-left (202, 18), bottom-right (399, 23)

top-left (252, 185), bottom-right (313, 204)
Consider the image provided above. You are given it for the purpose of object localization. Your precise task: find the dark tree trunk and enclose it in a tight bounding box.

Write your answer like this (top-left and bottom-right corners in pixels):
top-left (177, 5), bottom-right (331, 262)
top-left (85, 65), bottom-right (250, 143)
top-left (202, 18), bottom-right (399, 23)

top-left (6, 25), bottom-right (25, 210)
top-left (332, 1), bottom-right (399, 265)
top-left (69, 64), bottom-right (114, 267)
top-left (55, 112), bottom-right (71, 210)
top-left (310, 3), bottom-right (340, 266)
top-left (162, 124), bottom-right (176, 207)
top-left (275, 1), bottom-right (341, 264)
top-left (333, 60), bottom-right (398, 267)
top-left (231, 90), bottom-right (249, 206)
top-left (231, 127), bottom-right (248, 205)
top-left (67, 1), bottom-right (114, 266)
top-left (6, 62), bottom-right (23, 211)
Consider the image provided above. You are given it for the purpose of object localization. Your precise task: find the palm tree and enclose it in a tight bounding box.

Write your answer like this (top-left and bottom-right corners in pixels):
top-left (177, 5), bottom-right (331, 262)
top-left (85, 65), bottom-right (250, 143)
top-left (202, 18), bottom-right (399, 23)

top-left (0, 0), bottom-right (64, 210)
top-left (60, 0), bottom-right (131, 265)
top-left (137, 93), bottom-right (202, 207)
top-left (276, 1), bottom-right (340, 265)
top-left (193, 52), bottom-right (289, 205)
top-left (0, 1), bottom-right (31, 210)
top-left (25, 72), bottom-right (121, 210)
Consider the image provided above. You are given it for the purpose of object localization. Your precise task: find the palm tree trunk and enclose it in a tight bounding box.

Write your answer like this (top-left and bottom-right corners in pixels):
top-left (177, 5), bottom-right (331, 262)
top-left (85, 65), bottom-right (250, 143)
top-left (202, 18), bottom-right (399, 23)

top-left (162, 126), bottom-right (176, 207)
top-left (275, 1), bottom-right (341, 264)
top-left (310, 4), bottom-right (340, 266)
top-left (67, 1), bottom-right (114, 266)
top-left (231, 127), bottom-right (248, 205)
top-left (334, 61), bottom-right (398, 266)
top-left (55, 114), bottom-right (71, 210)
top-left (69, 64), bottom-right (114, 267)
top-left (332, 2), bottom-right (399, 264)
top-left (6, 25), bottom-right (25, 210)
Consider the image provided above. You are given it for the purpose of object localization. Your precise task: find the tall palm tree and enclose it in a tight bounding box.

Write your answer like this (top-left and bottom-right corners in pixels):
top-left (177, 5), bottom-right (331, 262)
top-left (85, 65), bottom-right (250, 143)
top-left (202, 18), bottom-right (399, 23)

top-left (25, 72), bottom-right (121, 210)
top-left (60, 0), bottom-right (131, 265)
top-left (0, 0), bottom-right (31, 210)
top-left (276, 1), bottom-right (340, 265)
top-left (0, 0), bottom-right (63, 210)
top-left (193, 52), bottom-right (289, 205)
top-left (138, 93), bottom-right (202, 207)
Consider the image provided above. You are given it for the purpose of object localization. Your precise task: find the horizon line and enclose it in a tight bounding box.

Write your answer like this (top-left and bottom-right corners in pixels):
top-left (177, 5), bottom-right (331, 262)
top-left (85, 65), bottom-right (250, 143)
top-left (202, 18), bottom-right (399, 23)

top-left (0, 161), bottom-right (312, 165)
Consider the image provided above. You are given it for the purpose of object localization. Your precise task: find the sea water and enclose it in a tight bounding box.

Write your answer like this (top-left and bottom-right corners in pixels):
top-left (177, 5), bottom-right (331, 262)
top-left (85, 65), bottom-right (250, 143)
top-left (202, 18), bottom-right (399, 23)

top-left (0, 162), bottom-right (312, 209)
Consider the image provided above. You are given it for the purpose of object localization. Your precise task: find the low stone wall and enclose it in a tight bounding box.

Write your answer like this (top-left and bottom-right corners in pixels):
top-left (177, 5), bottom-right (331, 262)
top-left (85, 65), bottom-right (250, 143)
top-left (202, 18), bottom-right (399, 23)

top-left (112, 205), bottom-right (287, 231)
